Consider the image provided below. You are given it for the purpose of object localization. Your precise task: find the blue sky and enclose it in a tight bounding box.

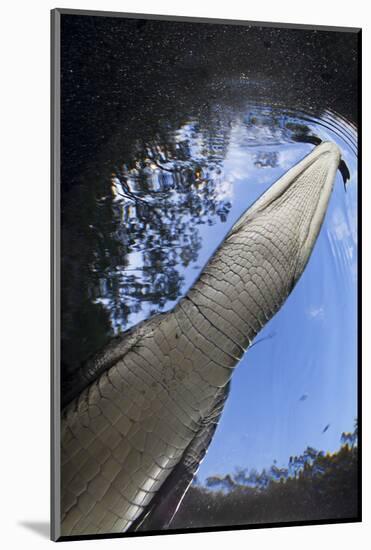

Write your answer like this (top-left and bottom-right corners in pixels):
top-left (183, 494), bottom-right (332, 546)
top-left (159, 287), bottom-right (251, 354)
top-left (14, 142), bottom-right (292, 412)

top-left (195, 114), bottom-right (358, 481)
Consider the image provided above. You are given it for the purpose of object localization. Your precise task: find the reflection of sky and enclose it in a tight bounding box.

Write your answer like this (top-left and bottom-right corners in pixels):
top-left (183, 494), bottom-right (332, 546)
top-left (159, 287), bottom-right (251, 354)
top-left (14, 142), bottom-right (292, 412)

top-left (111, 108), bottom-right (358, 480)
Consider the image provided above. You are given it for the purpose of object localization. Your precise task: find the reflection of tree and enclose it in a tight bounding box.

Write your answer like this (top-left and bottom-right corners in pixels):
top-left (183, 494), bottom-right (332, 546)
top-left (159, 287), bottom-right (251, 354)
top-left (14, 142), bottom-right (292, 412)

top-left (61, 115), bottom-right (233, 389)
top-left (95, 118), bottom-right (233, 333)
top-left (171, 421), bottom-right (358, 528)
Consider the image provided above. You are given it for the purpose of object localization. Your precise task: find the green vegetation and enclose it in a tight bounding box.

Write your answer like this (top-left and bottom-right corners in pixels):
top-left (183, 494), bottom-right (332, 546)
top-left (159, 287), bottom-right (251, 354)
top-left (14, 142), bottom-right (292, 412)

top-left (172, 423), bottom-right (358, 529)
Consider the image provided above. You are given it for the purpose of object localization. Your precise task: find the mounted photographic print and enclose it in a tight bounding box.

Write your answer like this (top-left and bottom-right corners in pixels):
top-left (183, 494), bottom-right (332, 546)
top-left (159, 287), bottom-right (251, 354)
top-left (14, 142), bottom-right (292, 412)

top-left (51, 8), bottom-right (361, 541)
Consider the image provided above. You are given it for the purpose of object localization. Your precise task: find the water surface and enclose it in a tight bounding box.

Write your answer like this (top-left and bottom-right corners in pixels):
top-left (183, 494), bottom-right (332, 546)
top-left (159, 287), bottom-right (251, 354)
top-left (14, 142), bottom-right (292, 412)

top-left (61, 92), bottom-right (357, 482)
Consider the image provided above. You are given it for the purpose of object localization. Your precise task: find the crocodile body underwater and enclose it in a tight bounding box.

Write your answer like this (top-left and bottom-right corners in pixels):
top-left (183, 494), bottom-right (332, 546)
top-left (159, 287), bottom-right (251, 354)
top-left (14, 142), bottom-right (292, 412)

top-left (60, 141), bottom-right (341, 536)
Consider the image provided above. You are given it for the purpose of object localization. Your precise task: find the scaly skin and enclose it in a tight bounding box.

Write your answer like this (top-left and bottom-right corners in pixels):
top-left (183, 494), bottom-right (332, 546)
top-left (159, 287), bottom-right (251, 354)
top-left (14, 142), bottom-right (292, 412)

top-left (60, 142), bottom-right (341, 536)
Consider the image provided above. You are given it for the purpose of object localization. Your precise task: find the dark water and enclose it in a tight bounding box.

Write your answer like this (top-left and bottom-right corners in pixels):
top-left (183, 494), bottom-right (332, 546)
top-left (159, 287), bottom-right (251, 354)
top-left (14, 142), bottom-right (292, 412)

top-left (60, 14), bottom-right (359, 528)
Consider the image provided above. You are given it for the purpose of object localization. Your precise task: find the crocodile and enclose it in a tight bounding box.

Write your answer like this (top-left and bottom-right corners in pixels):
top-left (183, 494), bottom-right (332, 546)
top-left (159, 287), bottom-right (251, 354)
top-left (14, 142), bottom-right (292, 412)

top-left (60, 141), bottom-right (341, 536)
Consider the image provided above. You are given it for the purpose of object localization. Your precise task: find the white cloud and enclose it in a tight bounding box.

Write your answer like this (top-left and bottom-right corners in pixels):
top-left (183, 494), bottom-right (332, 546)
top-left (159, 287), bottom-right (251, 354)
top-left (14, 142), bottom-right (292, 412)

top-left (214, 178), bottom-right (234, 200)
top-left (307, 305), bottom-right (325, 320)
top-left (278, 147), bottom-right (310, 170)
top-left (330, 207), bottom-right (352, 242)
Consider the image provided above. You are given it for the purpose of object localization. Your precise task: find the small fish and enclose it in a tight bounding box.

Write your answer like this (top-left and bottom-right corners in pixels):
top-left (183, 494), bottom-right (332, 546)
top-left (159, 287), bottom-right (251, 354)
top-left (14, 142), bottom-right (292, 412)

top-left (322, 424), bottom-right (330, 433)
top-left (299, 394), bottom-right (308, 402)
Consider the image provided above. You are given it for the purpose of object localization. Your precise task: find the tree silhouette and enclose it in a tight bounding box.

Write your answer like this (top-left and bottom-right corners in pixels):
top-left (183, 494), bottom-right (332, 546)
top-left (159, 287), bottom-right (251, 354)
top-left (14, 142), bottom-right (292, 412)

top-left (171, 422), bottom-right (359, 529)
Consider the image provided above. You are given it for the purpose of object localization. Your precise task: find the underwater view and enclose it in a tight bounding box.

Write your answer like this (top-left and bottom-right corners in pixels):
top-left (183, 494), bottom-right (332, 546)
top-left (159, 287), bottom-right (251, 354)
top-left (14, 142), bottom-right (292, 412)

top-left (58, 13), bottom-right (359, 537)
